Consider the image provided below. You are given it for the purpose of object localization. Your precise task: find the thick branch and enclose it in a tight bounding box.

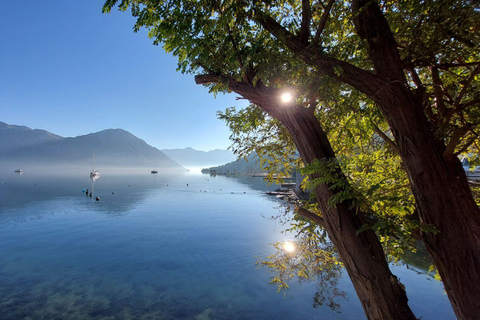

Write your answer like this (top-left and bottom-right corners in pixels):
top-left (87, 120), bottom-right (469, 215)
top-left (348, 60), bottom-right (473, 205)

top-left (351, 0), bottom-right (405, 81)
top-left (195, 73), bottom-right (225, 85)
top-left (253, 9), bottom-right (386, 97)
top-left (297, 207), bottom-right (326, 227)
top-left (195, 73), bottom-right (279, 114)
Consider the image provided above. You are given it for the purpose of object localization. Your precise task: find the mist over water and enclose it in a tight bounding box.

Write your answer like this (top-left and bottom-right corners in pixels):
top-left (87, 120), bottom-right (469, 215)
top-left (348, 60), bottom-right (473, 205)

top-left (0, 168), bottom-right (454, 319)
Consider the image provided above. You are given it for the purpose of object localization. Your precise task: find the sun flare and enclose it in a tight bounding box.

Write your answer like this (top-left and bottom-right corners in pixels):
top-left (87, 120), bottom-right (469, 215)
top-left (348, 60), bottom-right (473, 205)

top-left (283, 241), bottom-right (296, 253)
top-left (281, 92), bottom-right (293, 103)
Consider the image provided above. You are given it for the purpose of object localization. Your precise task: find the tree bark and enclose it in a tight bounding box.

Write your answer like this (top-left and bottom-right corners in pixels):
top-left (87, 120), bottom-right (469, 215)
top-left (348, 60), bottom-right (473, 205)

top-left (275, 104), bottom-right (417, 320)
top-left (196, 74), bottom-right (418, 320)
top-left (255, 2), bottom-right (480, 318)
top-left (351, 2), bottom-right (480, 318)
top-left (375, 83), bottom-right (480, 320)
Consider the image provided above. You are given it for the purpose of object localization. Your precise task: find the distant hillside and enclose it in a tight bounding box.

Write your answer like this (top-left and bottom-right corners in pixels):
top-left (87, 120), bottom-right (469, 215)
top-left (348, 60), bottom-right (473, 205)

top-left (161, 147), bottom-right (236, 168)
top-left (0, 122), bottom-right (185, 171)
top-left (203, 153), bottom-right (265, 173)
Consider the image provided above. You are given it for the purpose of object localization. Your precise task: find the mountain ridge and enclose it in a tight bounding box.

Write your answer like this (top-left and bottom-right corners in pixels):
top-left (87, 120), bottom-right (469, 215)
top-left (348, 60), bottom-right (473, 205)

top-left (0, 122), bottom-right (185, 171)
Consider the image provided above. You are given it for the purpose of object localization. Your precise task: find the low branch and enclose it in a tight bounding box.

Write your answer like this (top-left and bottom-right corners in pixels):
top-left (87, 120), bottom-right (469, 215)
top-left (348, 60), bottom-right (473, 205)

top-left (297, 207), bottom-right (326, 227)
top-left (195, 73), bottom-right (225, 85)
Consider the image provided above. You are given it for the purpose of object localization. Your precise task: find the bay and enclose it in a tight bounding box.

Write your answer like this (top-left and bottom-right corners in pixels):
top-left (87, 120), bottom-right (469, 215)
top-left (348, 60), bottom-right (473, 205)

top-left (0, 169), bottom-right (454, 319)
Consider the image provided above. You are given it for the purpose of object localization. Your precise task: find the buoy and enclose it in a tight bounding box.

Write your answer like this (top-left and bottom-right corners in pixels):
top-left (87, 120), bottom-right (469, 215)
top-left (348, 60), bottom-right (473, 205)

top-left (96, 196), bottom-right (100, 201)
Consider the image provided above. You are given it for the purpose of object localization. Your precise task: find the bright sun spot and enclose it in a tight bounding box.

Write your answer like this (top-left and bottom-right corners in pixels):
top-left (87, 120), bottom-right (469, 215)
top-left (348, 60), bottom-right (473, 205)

top-left (283, 241), bottom-right (296, 253)
top-left (281, 92), bottom-right (292, 103)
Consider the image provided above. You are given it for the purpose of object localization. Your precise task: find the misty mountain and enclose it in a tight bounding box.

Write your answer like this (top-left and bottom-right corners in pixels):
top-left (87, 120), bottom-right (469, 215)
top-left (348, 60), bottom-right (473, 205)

top-left (0, 122), bottom-right (185, 170)
top-left (161, 147), bottom-right (236, 168)
top-left (0, 121), bottom-right (63, 151)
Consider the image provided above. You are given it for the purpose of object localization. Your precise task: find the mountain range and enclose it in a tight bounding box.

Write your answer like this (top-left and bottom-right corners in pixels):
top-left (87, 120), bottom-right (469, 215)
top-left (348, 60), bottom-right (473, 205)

top-left (0, 121), bottom-right (185, 170)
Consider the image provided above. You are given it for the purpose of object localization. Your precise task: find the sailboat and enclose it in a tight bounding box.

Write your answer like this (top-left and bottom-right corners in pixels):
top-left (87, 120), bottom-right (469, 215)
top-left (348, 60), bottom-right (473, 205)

top-left (90, 151), bottom-right (100, 180)
top-left (90, 169), bottom-right (100, 180)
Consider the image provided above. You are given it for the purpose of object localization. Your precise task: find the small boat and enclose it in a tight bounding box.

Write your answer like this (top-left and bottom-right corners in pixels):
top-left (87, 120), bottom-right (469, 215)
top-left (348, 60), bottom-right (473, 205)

top-left (14, 169), bottom-right (23, 173)
top-left (90, 151), bottom-right (100, 181)
top-left (151, 161), bottom-right (158, 174)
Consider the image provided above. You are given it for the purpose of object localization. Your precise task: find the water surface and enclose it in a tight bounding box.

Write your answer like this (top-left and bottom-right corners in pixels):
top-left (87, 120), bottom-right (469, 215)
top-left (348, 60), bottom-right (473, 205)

top-left (0, 169), bottom-right (454, 319)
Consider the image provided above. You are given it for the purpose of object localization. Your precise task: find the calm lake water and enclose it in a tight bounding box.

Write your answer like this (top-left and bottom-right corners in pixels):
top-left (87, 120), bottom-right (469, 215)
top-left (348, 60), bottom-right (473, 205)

top-left (0, 169), bottom-right (454, 319)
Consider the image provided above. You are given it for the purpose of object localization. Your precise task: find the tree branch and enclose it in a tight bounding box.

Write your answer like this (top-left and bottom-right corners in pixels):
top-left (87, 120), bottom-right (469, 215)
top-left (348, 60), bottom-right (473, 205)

top-left (455, 133), bottom-right (479, 156)
top-left (299, 0), bottom-right (312, 45)
top-left (313, 0), bottom-right (335, 46)
top-left (252, 8), bottom-right (386, 97)
top-left (351, 0), bottom-right (405, 81)
top-left (453, 64), bottom-right (480, 110)
top-left (444, 125), bottom-right (471, 159)
top-left (407, 68), bottom-right (422, 89)
top-left (371, 123), bottom-right (399, 154)
top-left (297, 207), bottom-right (326, 227)
top-left (431, 67), bottom-right (446, 115)
top-left (195, 73), bottom-right (280, 115)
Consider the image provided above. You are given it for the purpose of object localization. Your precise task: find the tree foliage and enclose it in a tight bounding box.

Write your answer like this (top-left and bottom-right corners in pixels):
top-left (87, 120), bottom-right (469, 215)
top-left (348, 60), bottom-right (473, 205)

top-left (103, 1), bottom-right (480, 318)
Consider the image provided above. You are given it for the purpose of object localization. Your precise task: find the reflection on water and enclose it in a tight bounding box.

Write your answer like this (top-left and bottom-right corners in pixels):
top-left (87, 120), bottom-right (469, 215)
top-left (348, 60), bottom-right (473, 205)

top-left (0, 170), bottom-right (454, 319)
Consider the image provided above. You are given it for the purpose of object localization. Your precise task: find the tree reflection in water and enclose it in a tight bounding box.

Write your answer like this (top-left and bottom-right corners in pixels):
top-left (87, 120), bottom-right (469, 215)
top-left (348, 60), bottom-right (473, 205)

top-left (257, 221), bottom-right (346, 312)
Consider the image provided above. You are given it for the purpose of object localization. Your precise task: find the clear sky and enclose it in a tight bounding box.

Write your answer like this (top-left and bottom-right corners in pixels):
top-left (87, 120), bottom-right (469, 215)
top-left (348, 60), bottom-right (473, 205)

top-left (0, 1), bottom-right (247, 151)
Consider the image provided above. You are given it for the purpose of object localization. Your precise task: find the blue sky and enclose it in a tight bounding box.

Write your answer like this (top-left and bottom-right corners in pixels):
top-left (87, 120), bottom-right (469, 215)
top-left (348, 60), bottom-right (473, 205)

top-left (0, 1), bottom-right (247, 151)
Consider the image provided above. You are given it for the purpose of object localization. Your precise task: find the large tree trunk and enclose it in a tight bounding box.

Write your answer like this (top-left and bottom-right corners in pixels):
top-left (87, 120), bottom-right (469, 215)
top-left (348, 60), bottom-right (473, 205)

top-left (274, 105), bottom-right (417, 320)
top-left (376, 84), bottom-right (480, 320)
top-left (196, 74), bottom-right (417, 319)
top-left (350, 2), bottom-right (480, 318)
